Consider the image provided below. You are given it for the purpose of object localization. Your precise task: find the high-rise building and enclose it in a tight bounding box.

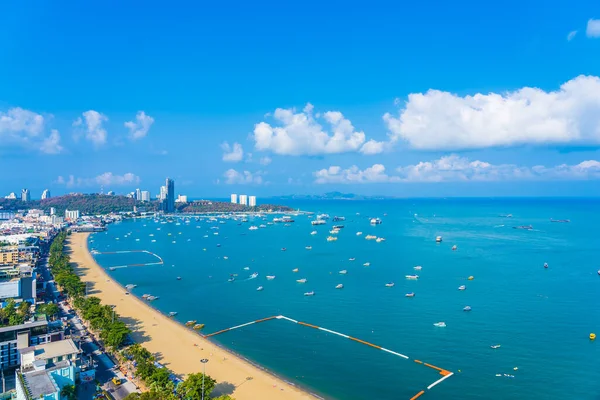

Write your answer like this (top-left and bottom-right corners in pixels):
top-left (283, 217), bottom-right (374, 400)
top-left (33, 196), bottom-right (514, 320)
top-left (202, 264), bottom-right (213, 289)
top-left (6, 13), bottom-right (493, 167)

top-left (249, 196), bottom-right (257, 207)
top-left (165, 178), bottom-right (175, 213)
top-left (239, 194), bottom-right (248, 206)
top-left (135, 188), bottom-right (142, 201)
top-left (159, 186), bottom-right (167, 200)
top-left (176, 194), bottom-right (188, 203)
top-left (141, 191), bottom-right (150, 202)
top-left (64, 210), bottom-right (80, 220)
top-left (21, 189), bottom-right (30, 202)
top-left (230, 194), bottom-right (238, 204)
top-left (41, 189), bottom-right (51, 200)
top-left (50, 207), bottom-right (56, 216)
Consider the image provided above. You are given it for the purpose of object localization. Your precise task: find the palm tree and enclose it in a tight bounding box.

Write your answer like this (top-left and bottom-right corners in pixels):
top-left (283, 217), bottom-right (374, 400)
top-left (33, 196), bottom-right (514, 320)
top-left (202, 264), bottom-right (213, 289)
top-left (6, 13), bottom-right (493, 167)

top-left (60, 384), bottom-right (77, 400)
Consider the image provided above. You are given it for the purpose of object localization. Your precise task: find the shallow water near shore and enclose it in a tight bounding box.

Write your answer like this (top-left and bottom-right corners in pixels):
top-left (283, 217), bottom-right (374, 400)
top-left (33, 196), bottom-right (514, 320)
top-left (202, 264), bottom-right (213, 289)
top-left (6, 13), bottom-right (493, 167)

top-left (89, 198), bottom-right (600, 400)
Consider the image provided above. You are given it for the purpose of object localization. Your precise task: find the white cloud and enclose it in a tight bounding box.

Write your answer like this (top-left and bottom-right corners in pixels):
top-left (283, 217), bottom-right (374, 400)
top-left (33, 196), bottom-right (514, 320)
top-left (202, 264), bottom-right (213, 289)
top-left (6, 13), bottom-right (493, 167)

top-left (221, 142), bottom-right (244, 162)
top-left (75, 110), bottom-right (108, 146)
top-left (314, 164), bottom-right (399, 184)
top-left (360, 139), bottom-right (386, 155)
top-left (40, 129), bottom-right (63, 154)
top-left (0, 107), bottom-right (65, 154)
top-left (567, 30), bottom-right (578, 41)
top-left (587, 18), bottom-right (600, 38)
top-left (55, 172), bottom-right (140, 188)
top-left (223, 169), bottom-right (263, 185)
top-left (253, 103), bottom-right (377, 155)
top-left (124, 111), bottom-right (154, 140)
top-left (259, 156), bottom-right (272, 165)
top-left (384, 75), bottom-right (600, 150)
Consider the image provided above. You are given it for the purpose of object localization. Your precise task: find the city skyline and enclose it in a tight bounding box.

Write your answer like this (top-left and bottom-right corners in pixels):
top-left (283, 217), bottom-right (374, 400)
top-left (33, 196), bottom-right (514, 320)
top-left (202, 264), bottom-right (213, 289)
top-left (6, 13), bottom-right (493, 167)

top-left (1, 2), bottom-right (600, 198)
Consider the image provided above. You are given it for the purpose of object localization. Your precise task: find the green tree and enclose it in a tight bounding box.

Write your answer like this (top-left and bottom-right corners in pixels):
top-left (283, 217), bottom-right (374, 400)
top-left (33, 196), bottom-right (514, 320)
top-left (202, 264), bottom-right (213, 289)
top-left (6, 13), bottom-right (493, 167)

top-left (38, 303), bottom-right (59, 319)
top-left (176, 373), bottom-right (216, 400)
top-left (60, 384), bottom-right (77, 400)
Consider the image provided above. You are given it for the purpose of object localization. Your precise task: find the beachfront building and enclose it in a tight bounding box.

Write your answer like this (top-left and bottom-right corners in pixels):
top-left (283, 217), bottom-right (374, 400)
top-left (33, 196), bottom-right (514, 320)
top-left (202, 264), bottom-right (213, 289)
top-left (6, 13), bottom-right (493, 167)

top-left (175, 194), bottom-right (188, 203)
top-left (141, 191), bottom-right (151, 202)
top-left (230, 194), bottom-right (237, 204)
top-left (239, 194), bottom-right (248, 206)
top-left (41, 189), bottom-right (51, 200)
top-left (64, 210), bottom-right (80, 221)
top-left (249, 196), bottom-right (256, 207)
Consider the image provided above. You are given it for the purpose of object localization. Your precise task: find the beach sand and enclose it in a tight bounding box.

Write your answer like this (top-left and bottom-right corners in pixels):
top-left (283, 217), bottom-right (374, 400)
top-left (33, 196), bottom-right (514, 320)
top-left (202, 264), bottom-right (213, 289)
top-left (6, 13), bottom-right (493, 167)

top-left (68, 232), bottom-right (316, 400)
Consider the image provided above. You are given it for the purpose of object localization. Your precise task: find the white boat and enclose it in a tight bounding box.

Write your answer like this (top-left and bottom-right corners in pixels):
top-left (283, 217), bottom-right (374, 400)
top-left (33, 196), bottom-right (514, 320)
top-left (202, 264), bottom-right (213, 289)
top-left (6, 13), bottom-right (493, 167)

top-left (335, 284), bottom-right (344, 289)
top-left (223, 256), bottom-right (229, 260)
top-left (310, 230), bottom-right (318, 235)
top-left (376, 237), bottom-right (386, 243)
top-left (327, 236), bottom-right (338, 242)
top-left (458, 285), bottom-right (466, 290)
top-left (490, 345), bottom-right (501, 349)
top-left (257, 286), bottom-right (264, 291)
top-left (385, 282), bottom-right (395, 287)
top-left (147, 295), bottom-right (159, 301)
top-left (339, 270), bottom-right (347, 274)
top-left (405, 292), bottom-right (415, 297)
top-left (414, 266), bottom-right (422, 271)
top-left (329, 229), bottom-right (340, 234)
top-left (292, 268), bottom-right (299, 273)
top-left (365, 235), bottom-right (377, 240)
top-left (266, 275), bottom-right (276, 280)
top-left (259, 224), bottom-right (267, 228)
top-left (452, 245), bottom-right (457, 251)
top-left (168, 312), bottom-right (178, 317)
top-left (243, 267), bottom-right (250, 270)
top-left (405, 275), bottom-right (419, 280)
top-left (463, 306), bottom-right (472, 311)
top-left (305, 246), bottom-right (312, 250)
top-left (249, 272), bottom-right (259, 279)
top-left (317, 214), bottom-right (330, 220)
top-left (304, 291), bottom-right (315, 296)
top-left (436, 236), bottom-right (442, 243)
top-left (249, 226), bottom-right (258, 230)
top-left (228, 277), bottom-right (235, 282)
top-left (125, 284), bottom-right (137, 290)
top-left (296, 278), bottom-right (307, 283)
top-left (349, 258), bottom-right (355, 261)
top-left (311, 220), bottom-right (326, 226)
top-left (370, 218), bottom-right (382, 225)
top-left (433, 322), bottom-right (446, 327)
top-left (142, 294), bottom-right (150, 299)
top-left (151, 239), bottom-right (157, 242)
top-left (356, 231), bottom-right (363, 236)
top-left (363, 262), bottom-right (370, 267)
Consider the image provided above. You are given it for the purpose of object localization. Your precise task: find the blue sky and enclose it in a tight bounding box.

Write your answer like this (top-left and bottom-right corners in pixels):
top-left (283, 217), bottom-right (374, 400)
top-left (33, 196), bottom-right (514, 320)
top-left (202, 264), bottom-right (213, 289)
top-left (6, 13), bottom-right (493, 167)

top-left (1, 1), bottom-right (600, 198)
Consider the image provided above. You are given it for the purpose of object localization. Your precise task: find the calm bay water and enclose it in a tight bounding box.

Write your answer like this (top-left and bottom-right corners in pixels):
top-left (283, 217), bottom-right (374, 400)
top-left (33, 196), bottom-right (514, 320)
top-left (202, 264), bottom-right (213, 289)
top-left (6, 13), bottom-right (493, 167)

top-left (88, 199), bottom-right (600, 400)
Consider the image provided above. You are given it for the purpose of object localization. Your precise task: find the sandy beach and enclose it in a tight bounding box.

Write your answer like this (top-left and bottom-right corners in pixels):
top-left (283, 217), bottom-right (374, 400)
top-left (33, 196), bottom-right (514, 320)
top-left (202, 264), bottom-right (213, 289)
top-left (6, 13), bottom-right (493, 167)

top-left (67, 232), bottom-right (316, 400)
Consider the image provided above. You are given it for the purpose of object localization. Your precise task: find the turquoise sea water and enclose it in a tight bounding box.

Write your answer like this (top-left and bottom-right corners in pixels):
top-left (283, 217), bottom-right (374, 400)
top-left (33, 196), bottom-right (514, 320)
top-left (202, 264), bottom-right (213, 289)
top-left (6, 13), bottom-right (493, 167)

top-left (88, 199), bottom-right (600, 400)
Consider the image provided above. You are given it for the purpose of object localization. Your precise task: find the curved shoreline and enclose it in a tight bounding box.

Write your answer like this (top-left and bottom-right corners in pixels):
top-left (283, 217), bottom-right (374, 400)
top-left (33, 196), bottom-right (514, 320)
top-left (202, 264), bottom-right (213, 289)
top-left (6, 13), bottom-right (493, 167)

top-left (68, 232), bottom-right (321, 400)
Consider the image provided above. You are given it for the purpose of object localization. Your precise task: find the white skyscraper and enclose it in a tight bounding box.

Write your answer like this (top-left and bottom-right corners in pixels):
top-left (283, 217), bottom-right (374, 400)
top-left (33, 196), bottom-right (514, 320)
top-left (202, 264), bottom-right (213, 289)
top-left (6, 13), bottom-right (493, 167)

top-left (141, 191), bottom-right (151, 202)
top-left (230, 194), bottom-right (238, 204)
top-left (159, 186), bottom-right (167, 201)
top-left (50, 207), bottom-right (56, 216)
top-left (135, 188), bottom-right (142, 201)
top-left (21, 189), bottom-right (30, 202)
top-left (41, 189), bottom-right (51, 200)
top-left (248, 196), bottom-right (256, 207)
top-left (239, 194), bottom-right (248, 206)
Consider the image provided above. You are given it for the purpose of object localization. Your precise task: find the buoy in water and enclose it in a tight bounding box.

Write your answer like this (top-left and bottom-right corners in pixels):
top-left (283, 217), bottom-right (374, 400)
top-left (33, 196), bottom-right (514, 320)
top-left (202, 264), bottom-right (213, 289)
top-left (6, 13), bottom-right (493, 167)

top-left (590, 333), bottom-right (596, 340)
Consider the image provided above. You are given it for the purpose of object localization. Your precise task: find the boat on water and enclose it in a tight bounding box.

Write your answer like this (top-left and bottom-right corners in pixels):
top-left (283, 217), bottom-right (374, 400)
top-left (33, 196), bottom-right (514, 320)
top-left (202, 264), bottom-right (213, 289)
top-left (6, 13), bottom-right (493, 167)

top-left (356, 231), bottom-right (363, 236)
top-left (304, 291), bottom-right (315, 296)
top-left (311, 220), bottom-right (326, 226)
top-left (249, 226), bottom-right (258, 230)
top-left (305, 246), bottom-right (312, 250)
top-left (468, 275), bottom-right (474, 280)
top-left (168, 312), bottom-right (178, 317)
top-left (490, 345), bottom-right (501, 349)
top-left (329, 229), bottom-right (340, 234)
top-left (433, 322), bottom-right (446, 327)
top-left (365, 235), bottom-right (377, 240)
top-left (266, 275), bottom-right (276, 280)
top-left (543, 262), bottom-right (548, 269)
top-left (370, 218), bottom-right (382, 225)
top-left (223, 256), bottom-right (229, 260)
top-left (327, 236), bottom-right (338, 242)
top-left (339, 270), bottom-right (347, 274)
top-left (333, 225), bottom-right (344, 229)
top-left (296, 278), bottom-right (307, 283)
top-left (436, 236), bottom-right (442, 243)
top-left (228, 277), bottom-right (235, 282)
top-left (405, 275), bottom-right (419, 280)
top-left (257, 286), bottom-right (264, 291)
top-left (147, 295), bottom-right (159, 301)
top-left (405, 292), bottom-right (415, 297)
top-left (349, 258), bottom-right (355, 261)
top-left (176, 277), bottom-right (182, 280)
top-left (193, 324), bottom-right (205, 330)
top-left (109, 267), bottom-right (116, 271)
top-left (513, 225), bottom-right (533, 230)
top-left (463, 306), bottom-right (472, 311)
top-left (259, 224), bottom-right (267, 228)
top-left (292, 268), bottom-right (299, 273)
top-left (452, 245), bottom-right (457, 251)
top-left (125, 284), bottom-right (137, 289)
top-left (335, 284), bottom-right (344, 289)
top-left (376, 237), bottom-right (386, 243)
top-left (597, 270), bottom-right (600, 276)
top-left (363, 262), bottom-right (370, 267)
top-left (142, 294), bottom-right (150, 299)
top-left (243, 267), bottom-right (250, 270)
top-left (385, 282), bottom-right (395, 287)
top-left (414, 266), bottom-right (422, 271)
top-left (310, 230), bottom-right (318, 235)
top-left (151, 239), bottom-right (156, 242)
top-left (458, 285), bottom-right (466, 290)
top-left (332, 216), bottom-right (346, 222)
top-left (550, 219), bottom-right (570, 223)
top-left (249, 272), bottom-right (259, 279)
top-left (185, 320), bottom-right (196, 327)
top-left (281, 247), bottom-right (287, 251)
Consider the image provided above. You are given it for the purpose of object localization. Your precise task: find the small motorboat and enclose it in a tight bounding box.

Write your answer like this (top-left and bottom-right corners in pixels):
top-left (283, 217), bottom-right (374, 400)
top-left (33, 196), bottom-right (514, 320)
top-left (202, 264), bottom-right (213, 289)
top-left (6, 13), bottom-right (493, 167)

top-left (363, 262), bottom-right (371, 267)
top-left (292, 268), bottom-right (299, 273)
top-left (176, 277), bottom-right (182, 280)
top-left (266, 275), bottom-right (276, 280)
top-left (385, 282), bottom-right (395, 287)
top-left (458, 285), bottom-right (466, 290)
top-left (305, 246), bottom-right (312, 250)
top-left (490, 345), bottom-right (501, 349)
top-left (249, 272), bottom-right (259, 279)
top-left (296, 278), bottom-right (307, 283)
top-left (257, 286), bottom-right (264, 291)
top-left (141, 294), bottom-right (150, 299)
top-left (310, 231), bottom-right (318, 235)
top-left (349, 258), bottom-right (356, 261)
top-left (185, 320), bottom-right (196, 327)
top-left (281, 248), bottom-right (287, 251)
top-left (405, 292), bottom-right (415, 297)
top-left (168, 312), bottom-right (178, 317)
top-left (193, 324), bottom-right (205, 330)
top-left (356, 231), bottom-right (363, 236)
top-left (339, 270), bottom-right (347, 274)
top-left (243, 267), bottom-right (250, 270)
top-left (335, 284), bottom-right (344, 289)
top-left (327, 236), bottom-right (338, 242)
top-left (147, 295), bottom-right (159, 301)
top-left (452, 245), bottom-right (457, 251)
top-left (467, 276), bottom-right (474, 280)
top-left (433, 322), bottom-right (446, 327)
top-left (597, 270), bottom-right (600, 276)
top-left (405, 275), bottom-right (419, 280)
top-left (304, 291), bottom-right (315, 296)
top-left (109, 267), bottom-right (116, 271)
top-left (414, 266), bottom-right (422, 271)
top-left (228, 277), bottom-right (235, 282)
top-left (223, 256), bottom-right (229, 260)
top-left (543, 262), bottom-right (548, 269)
top-left (436, 236), bottom-right (442, 243)
top-left (463, 306), bottom-right (472, 312)
top-left (125, 284), bottom-right (137, 290)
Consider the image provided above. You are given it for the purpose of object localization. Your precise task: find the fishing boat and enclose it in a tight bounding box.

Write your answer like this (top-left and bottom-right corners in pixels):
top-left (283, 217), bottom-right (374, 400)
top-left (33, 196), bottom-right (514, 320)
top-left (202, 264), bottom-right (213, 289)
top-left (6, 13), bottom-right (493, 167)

top-left (146, 295), bottom-right (159, 301)
top-left (405, 292), bottom-right (415, 297)
top-left (185, 320), bottom-right (196, 327)
top-left (414, 266), bottom-right (422, 271)
top-left (304, 291), bottom-right (315, 296)
top-left (463, 306), bottom-right (472, 312)
top-left (141, 294), bottom-right (150, 299)
top-left (363, 262), bottom-right (370, 267)
top-left (356, 231), bottom-right (363, 236)
top-left (310, 230), bottom-right (318, 235)
top-left (327, 236), bottom-right (338, 242)
top-left (257, 286), bottom-right (264, 291)
top-left (335, 284), bottom-right (344, 289)
top-left (249, 272), bottom-right (259, 279)
top-left (433, 322), bottom-right (446, 327)
top-left (305, 246), bottom-right (312, 250)
top-left (339, 270), bottom-right (347, 274)
top-left (436, 236), bottom-right (442, 243)
top-left (296, 278), bottom-right (307, 283)
top-left (458, 285), bottom-right (466, 290)
top-left (168, 312), bottom-right (178, 317)
top-left (193, 324), bottom-right (205, 330)
top-left (370, 218), bottom-right (382, 225)
top-left (349, 258), bottom-right (356, 261)
top-left (405, 275), bottom-right (419, 280)
top-left (266, 275), bottom-right (276, 280)
top-left (292, 268), bottom-right (299, 273)
top-left (490, 345), bottom-right (501, 349)
top-left (385, 282), bottom-right (395, 287)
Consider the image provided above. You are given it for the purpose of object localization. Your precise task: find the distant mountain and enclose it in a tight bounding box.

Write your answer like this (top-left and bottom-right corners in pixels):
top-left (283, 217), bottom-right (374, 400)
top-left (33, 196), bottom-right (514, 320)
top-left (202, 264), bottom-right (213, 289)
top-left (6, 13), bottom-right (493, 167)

top-left (277, 192), bottom-right (391, 200)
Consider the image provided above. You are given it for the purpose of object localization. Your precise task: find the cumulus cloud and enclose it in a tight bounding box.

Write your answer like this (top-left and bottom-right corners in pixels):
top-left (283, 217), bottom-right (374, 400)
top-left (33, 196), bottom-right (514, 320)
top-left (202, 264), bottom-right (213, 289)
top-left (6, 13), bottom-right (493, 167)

top-left (314, 164), bottom-right (399, 184)
top-left (360, 139), bottom-right (386, 155)
top-left (55, 172), bottom-right (140, 188)
top-left (587, 19), bottom-right (600, 38)
top-left (252, 103), bottom-right (378, 155)
top-left (124, 111), bottom-right (154, 140)
top-left (40, 129), bottom-right (64, 154)
top-left (567, 30), bottom-right (578, 41)
top-left (0, 107), bottom-right (64, 154)
top-left (259, 156), bottom-right (272, 165)
top-left (221, 142), bottom-right (244, 162)
top-left (384, 75), bottom-right (600, 150)
top-left (74, 110), bottom-right (108, 146)
top-left (223, 169), bottom-right (264, 184)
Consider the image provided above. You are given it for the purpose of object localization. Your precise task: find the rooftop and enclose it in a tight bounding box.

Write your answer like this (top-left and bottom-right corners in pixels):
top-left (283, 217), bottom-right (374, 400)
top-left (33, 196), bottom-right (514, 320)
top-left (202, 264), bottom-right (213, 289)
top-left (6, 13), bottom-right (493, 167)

top-left (0, 318), bottom-right (47, 334)
top-left (25, 338), bottom-right (79, 361)
top-left (20, 361), bottom-right (71, 398)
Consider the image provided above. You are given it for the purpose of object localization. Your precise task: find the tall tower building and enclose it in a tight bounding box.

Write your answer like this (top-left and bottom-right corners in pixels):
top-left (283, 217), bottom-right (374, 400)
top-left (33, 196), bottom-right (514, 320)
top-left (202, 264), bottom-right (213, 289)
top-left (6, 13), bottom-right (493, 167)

top-left (248, 196), bottom-right (257, 207)
top-left (21, 189), bottom-right (30, 202)
top-left (41, 189), bottom-right (51, 200)
top-left (141, 191), bottom-right (150, 202)
top-left (166, 178), bottom-right (175, 213)
top-left (239, 194), bottom-right (248, 206)
top-left (135, 188), bottom-right (142, 201)
top-left (230, 194), bottom-right (238, 204)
